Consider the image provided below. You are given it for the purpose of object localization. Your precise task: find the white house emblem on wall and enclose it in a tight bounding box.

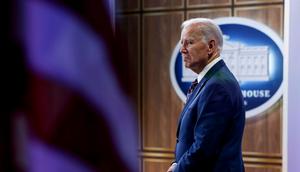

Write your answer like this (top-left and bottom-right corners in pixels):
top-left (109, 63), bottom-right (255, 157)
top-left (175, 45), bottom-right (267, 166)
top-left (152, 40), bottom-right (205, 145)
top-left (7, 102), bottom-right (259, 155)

top-left (170, 17), bottom-right (283, 119)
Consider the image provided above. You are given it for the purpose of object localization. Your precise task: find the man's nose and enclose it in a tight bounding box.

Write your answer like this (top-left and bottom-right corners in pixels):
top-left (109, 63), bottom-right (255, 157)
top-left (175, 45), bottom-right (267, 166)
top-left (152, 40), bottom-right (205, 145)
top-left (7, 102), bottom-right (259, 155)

top-left (180, 45), bottom-right (187, 54)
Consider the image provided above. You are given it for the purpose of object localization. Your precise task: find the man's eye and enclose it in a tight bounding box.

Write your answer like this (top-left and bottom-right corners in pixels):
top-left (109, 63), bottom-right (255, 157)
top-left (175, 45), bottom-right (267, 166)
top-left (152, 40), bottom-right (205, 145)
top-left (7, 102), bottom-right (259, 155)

top-left (180, 40), bottom-right (193, 46)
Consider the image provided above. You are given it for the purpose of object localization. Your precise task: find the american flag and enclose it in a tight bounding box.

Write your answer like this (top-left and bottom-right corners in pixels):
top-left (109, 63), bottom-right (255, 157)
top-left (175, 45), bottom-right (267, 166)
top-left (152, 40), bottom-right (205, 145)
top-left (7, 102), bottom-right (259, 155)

top-left (2, 0), bottom-right (138, 172)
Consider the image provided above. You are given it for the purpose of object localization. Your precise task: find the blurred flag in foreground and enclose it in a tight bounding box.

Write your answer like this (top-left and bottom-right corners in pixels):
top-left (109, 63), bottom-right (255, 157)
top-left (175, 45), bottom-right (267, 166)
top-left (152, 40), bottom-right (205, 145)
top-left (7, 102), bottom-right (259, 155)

top-left (3, 0), bottom-right (138, 171)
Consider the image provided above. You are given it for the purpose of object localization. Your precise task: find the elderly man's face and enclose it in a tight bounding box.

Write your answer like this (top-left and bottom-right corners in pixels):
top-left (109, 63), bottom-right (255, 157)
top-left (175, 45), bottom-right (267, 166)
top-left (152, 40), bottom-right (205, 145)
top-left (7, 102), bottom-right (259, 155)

top-left (180, 25), bottom-right (210, 74)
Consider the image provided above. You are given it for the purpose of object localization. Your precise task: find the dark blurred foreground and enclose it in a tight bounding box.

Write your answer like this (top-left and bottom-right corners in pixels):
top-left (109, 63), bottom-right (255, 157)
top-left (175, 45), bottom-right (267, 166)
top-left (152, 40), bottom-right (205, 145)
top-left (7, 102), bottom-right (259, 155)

top-left (1, 0), bottom-right (138, 171)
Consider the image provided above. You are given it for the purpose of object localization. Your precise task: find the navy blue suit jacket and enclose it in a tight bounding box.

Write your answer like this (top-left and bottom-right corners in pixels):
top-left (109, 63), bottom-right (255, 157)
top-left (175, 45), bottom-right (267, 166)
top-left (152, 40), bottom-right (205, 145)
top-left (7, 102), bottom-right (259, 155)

top-left (174, 60), bottom-right (245, 172)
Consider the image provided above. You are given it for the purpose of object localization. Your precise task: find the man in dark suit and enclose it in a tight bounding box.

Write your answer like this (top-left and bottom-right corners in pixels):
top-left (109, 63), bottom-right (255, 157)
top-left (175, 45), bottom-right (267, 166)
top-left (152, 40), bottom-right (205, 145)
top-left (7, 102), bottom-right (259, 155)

top-left (167, 18), bottom-right (245, 172)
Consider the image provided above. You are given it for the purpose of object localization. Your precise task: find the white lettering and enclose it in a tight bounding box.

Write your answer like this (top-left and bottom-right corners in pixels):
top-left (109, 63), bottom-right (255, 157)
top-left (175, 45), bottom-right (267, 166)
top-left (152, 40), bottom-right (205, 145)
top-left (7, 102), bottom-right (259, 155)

top-left (242, 90), bottom-right (271, 98)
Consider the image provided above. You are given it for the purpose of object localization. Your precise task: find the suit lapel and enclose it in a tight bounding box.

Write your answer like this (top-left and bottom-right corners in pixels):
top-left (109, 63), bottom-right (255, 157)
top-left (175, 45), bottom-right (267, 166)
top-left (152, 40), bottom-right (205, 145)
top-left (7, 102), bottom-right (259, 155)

top-left (176, 60), bottom-right (226, 137)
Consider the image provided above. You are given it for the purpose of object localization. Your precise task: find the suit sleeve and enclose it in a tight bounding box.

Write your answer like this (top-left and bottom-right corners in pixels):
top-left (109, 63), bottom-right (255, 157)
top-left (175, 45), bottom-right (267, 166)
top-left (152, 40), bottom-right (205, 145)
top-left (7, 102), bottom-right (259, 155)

top-left (174, 83), bottom-right (233, 172)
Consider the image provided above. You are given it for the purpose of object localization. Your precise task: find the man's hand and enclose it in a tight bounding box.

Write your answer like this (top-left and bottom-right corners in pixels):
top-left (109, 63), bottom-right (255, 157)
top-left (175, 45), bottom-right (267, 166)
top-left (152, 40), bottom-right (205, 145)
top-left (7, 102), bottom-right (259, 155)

top-left (167, 163), bottom-right (177, 172)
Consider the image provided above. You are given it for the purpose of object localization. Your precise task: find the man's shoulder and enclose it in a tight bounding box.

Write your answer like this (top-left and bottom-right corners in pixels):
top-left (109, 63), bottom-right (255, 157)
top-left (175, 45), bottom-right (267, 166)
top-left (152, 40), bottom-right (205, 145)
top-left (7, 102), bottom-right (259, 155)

top-left (204, 69), bottom-right (240, 96)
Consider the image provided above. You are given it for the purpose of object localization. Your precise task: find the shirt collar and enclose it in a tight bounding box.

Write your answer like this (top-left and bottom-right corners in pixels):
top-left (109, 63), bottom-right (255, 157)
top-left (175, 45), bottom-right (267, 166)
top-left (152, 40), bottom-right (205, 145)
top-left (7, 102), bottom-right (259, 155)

top-left (197, 57), bottom-right (222, 83)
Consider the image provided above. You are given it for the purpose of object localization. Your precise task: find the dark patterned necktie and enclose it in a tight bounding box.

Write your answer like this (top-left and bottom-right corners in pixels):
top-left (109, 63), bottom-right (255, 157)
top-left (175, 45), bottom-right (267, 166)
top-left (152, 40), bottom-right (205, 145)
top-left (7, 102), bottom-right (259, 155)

top-left (186, 79), bottom-right (198, 100)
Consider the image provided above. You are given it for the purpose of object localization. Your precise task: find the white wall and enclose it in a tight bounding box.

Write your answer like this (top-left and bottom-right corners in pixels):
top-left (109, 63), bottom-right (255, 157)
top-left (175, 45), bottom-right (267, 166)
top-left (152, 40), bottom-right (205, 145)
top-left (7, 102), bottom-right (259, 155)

top-left (283, 0), bottom-right (300, 171)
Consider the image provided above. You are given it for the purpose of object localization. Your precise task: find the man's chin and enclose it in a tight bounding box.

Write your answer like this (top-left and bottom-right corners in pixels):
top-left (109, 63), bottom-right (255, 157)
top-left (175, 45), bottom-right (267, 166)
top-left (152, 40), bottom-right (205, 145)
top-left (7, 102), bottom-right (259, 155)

top-left (184, 63), bottom-right (191, 69)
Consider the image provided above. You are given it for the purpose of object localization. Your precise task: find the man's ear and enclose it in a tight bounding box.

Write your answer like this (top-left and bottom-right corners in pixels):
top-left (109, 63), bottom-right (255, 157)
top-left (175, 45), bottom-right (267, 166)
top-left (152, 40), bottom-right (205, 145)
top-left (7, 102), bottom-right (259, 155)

top-left (208, 40), bottom-right (216, 52)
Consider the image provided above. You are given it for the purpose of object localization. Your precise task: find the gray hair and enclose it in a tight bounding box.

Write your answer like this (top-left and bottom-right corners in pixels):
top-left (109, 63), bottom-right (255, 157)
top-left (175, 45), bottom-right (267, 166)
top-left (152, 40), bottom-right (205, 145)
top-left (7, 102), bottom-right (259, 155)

top-left (181, 18), bottom-right (223, 51)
